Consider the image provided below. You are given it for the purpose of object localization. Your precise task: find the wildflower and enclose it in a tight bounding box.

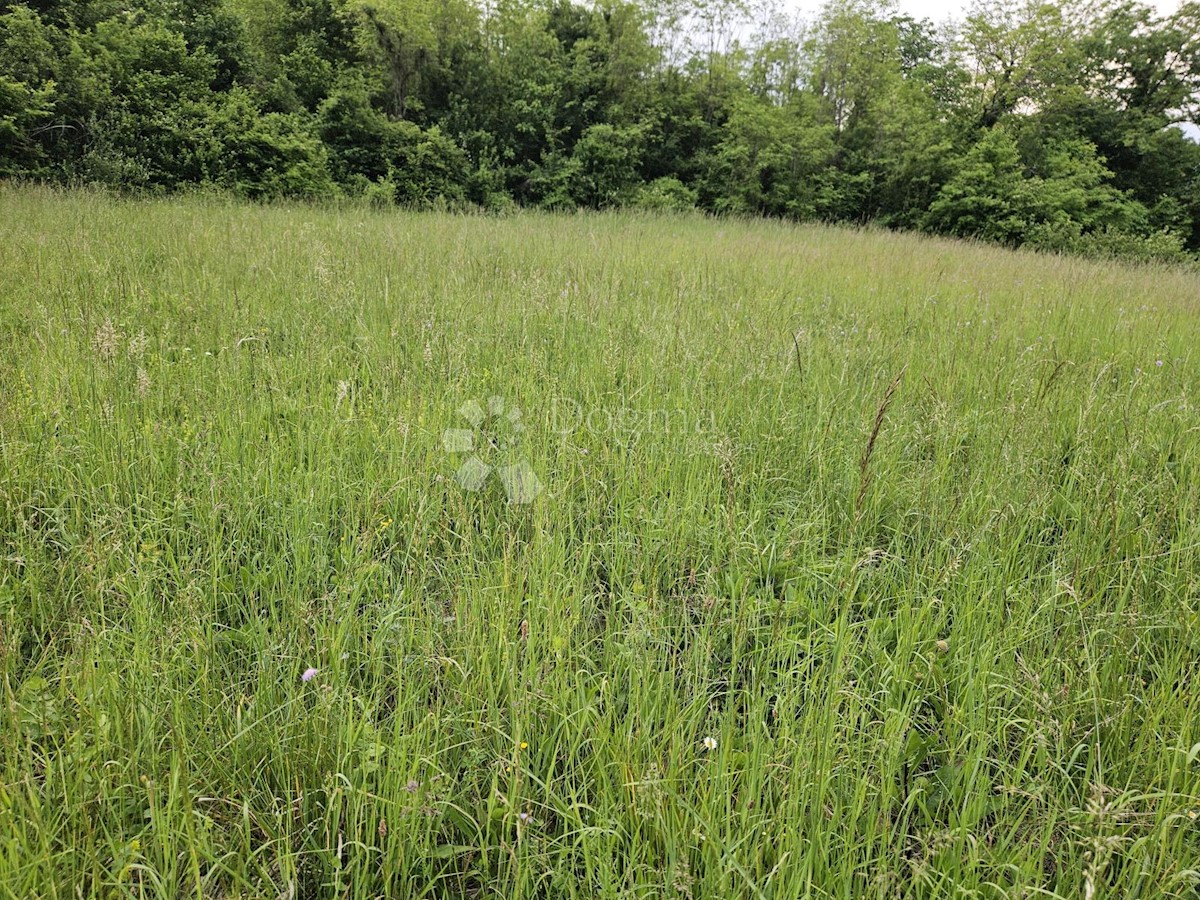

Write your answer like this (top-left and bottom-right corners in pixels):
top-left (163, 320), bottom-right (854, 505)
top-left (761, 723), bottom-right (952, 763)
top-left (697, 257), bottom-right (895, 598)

top-left (519, 741), bottom-right (528, 750)
top-left (518, 811), bottom-right (532, 824)
top-left (936, 639), bottom-right (950, 653)
top-left (1156, 359), bottom-right (1164, 367)
top-left (702, 736), bottom-right (718, 751)
top-left (301, 667), bottom-right (318, 682)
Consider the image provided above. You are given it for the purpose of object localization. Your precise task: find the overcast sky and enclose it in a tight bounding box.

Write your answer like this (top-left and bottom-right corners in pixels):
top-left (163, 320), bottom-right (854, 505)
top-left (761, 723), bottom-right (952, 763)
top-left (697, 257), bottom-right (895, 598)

top-left (882, 0), bottom-right (1182, 22)
top-left (774, 0), bottom-right (1183, 23)
top-left (777, 0), bottom-right (1199, 138)
top-left (889, 0), bottom-right (1199, 138)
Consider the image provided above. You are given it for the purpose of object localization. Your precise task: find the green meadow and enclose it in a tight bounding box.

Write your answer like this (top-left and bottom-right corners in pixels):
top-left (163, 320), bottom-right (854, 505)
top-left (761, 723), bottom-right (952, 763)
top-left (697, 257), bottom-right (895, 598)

top-left (1, 186), bottom-right (1199, 898)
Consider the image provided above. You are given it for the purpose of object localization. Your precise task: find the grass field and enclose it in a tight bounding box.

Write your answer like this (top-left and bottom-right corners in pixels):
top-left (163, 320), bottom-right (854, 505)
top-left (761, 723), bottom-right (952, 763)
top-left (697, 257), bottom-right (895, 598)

top-left (1, 186), bottom-right (1199, 898)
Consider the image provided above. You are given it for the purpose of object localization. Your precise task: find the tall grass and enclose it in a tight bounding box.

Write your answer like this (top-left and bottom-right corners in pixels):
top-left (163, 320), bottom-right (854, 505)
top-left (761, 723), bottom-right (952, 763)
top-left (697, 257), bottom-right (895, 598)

top-left (1, 185), bottom-right (1198, 898)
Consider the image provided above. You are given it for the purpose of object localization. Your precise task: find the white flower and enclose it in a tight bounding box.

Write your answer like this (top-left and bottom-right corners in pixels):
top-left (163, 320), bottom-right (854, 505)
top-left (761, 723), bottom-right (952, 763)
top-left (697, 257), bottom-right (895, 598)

top-left (702, 736), bottom-right (718, 751)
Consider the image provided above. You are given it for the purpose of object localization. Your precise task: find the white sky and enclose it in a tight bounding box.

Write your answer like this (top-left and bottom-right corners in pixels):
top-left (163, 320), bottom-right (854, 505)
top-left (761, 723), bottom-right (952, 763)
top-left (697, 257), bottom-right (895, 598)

top-left (890, 0), bottom-right (1199, 138)
top-left (779, 0), bottom-right (1199, 137)
top-left (782, 0), bottom-right (1185, 22)
top-left (899, 0), bottom-right (1182, 21)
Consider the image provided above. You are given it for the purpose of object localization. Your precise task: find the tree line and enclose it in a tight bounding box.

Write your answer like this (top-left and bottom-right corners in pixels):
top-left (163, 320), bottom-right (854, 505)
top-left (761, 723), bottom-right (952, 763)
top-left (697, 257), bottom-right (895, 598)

top-left (3, 0), bottom-right (1199, 259)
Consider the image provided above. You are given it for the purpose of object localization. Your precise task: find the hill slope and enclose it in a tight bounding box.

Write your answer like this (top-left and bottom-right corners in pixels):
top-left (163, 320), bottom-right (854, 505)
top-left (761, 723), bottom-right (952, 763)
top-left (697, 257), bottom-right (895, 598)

top-left (1, 187), bottom-right (1199, 897)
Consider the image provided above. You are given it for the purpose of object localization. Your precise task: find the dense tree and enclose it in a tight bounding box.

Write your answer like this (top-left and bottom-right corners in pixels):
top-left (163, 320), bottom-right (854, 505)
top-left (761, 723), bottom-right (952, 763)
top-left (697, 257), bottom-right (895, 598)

top-left (1, 0), bottom-right (1197, 259)
top-left (925, 126), bottom-right (1152, 250)
top-left (0, 5), bottom-right (56, 175)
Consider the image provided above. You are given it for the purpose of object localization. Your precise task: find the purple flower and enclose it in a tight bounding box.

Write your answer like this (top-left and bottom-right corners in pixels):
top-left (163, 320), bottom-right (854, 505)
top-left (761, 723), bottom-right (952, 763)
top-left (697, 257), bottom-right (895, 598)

top-left (1156, 360), bottom-right (1164, 367)
top-left (518, 812), bottom-right (532, 824)
top-left (301, 667), bottom-right (319, 682)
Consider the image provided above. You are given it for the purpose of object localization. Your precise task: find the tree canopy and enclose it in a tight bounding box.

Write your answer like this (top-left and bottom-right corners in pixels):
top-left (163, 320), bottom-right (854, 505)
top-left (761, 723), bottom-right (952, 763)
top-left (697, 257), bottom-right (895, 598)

top-left (2, 0), bottom-right (1198, 259)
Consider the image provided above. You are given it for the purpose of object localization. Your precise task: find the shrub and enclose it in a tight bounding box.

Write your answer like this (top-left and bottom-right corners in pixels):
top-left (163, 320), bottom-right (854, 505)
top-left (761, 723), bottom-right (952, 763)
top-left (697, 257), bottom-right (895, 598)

top-left (569, 123), bottom-right (646, 208)
top-left (630, 176), bottom-right (696, 211)
top-left (207, 90), bottom-right (336, 200)
top-left (318, 79), bottom-right (468, 206)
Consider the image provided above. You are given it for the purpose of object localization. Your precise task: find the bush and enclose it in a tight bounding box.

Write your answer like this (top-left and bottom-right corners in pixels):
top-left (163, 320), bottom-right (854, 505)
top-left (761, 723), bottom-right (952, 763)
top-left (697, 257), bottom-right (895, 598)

top-left (630, 176), bottom-right (696, 211)
top-left (924, 128), bottom-right (1175, 262)
top-left (206, 90), bottom-right (336, 200)
top-left (0, 6), bottom-right (57, 176)
top-left (569, 123), bottom-right (646, 208)
top-left (318, 80), bottom-right (468, 206)
top-left (385, 122), bottom-right (469, 207)
top-left (700, 99), bottom-right (839, 219)
top-left (923, 128), bottom-right (1028, 244)
top-left (1029, 225), bottom-right (1189, 262)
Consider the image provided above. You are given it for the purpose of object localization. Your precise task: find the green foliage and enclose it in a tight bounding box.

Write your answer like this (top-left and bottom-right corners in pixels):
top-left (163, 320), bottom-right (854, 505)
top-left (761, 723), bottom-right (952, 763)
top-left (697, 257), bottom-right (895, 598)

top-left (701, 97), bottom-right (838, 218)
top-left (1035, 225), bottom-right (1189, 262)
top-left (318, 76), bottom-right (469, 204)
top-left (2, 187), bottom-right (1200, 896)
top-left (1018, 137), bottom-right (1142, 238)
top-left (205, 90), bottom-right (336, 199)
top-left (568, 121), bottom-right (646, 207)
top-left (631, 174), bottom-right (695, 210)
top-left (72, 18), bottom-right (221, 188)
top-left (381, 121), bottom-right (468, 205)
top-left (924, 127), bottom-right (1169, 252)
top-left (921, 128), bottom-right (1028, 243)
top-left (0, 6), bottom-right (56, 175)
top-left (0, 0), bottom-right (1198, 259)
top-left (0, 74), bottom-right (54, 176)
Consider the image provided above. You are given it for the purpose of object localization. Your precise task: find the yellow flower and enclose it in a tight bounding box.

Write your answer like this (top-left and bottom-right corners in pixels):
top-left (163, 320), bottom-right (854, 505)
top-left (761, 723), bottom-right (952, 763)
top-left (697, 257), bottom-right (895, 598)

top-left (520, 741), bottom-right (528, 750)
